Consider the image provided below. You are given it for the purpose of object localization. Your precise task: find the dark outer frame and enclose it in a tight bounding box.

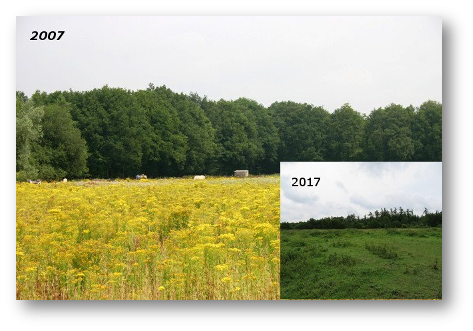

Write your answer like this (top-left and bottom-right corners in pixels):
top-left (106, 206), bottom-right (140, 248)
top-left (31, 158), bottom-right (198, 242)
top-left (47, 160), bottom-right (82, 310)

top-left (7, 7), bottom-right (466, 324)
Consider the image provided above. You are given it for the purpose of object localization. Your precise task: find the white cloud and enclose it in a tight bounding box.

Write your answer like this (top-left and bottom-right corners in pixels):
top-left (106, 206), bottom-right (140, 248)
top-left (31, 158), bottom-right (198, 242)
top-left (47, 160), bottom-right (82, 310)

top-left (281, 162), bottom-right (442, 222)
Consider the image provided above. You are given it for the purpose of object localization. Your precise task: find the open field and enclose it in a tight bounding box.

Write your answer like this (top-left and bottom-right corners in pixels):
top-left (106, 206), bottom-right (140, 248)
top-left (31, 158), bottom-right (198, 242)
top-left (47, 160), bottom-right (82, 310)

top-left (281, 228), bottom-right (442, 300)
top-left (16, 176), bottom-right (280, 300)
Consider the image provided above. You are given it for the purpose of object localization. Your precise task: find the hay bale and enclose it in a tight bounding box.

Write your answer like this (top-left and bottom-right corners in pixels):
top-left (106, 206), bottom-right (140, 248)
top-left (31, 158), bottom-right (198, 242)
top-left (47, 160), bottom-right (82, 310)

top-left (233, 170), bottom-right (249, 178)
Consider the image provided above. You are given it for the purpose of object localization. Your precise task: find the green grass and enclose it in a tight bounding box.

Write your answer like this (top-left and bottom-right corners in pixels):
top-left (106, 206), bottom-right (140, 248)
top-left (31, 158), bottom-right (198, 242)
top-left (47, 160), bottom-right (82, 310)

top-left (280, 228), bottom-right (442, 300)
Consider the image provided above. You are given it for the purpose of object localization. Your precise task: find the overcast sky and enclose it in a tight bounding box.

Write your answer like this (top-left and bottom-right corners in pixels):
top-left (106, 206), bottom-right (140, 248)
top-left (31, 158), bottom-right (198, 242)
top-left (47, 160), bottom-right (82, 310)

top-left (281, 162), bottom-right (442, 222)
top-left (16, 16), bottom-right (441, 114)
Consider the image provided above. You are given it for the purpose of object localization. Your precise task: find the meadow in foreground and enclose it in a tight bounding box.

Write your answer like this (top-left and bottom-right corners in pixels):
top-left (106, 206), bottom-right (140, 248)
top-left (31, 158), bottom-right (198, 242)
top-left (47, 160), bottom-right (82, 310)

top-left (281, 228), bottom-right (442, 300)
top-left (16, 176), bottom-right (280, 300)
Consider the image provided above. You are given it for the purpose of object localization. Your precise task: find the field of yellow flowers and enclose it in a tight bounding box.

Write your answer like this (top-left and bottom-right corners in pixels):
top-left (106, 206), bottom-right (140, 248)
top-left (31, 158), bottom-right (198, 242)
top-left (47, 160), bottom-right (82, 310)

top-left (16, 176), bottom-right (280, 300)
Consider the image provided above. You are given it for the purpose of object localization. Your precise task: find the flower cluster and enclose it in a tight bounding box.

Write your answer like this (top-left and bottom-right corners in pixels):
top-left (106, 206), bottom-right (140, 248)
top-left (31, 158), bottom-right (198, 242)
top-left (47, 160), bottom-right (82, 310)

top-left (16, 176), bottom-right (280, 300)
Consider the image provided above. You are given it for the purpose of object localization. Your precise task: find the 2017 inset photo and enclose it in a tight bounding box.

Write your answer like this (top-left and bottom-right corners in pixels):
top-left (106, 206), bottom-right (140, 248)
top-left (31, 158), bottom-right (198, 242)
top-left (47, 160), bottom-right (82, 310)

top-left (280, 162), bottom-right (442, 300)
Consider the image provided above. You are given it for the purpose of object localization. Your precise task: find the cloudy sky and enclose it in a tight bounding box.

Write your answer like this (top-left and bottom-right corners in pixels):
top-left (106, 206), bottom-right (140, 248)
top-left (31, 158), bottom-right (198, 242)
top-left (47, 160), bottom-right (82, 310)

top-left (281, 162), bottom-right (442, 222)
top-left (16, 16), bottom-right (441, 114)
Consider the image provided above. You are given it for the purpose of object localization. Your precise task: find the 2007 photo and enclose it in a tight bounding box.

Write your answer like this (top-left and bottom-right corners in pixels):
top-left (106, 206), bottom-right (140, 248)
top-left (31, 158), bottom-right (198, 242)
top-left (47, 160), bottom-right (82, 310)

top-left (16, 16), bottom-right (441, 300)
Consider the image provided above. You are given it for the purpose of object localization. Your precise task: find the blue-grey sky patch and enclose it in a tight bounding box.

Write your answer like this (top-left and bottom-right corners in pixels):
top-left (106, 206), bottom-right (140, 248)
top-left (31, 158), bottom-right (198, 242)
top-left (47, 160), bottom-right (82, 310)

top-left (349, 194), bottom-right (379, 211)
top-left (336, 181), bottom-right (348, 193)
top-left (16, 16), bottom-right (441, 114)
top-left (283, 188), bottom-right (320, 206)
top-left (281, 162), bottom-right (442, 222)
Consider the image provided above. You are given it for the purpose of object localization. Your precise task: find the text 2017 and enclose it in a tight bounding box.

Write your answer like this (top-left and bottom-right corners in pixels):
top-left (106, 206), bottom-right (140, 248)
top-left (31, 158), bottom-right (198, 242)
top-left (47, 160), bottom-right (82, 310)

top-left (291, 177), bottom-right (320, 187)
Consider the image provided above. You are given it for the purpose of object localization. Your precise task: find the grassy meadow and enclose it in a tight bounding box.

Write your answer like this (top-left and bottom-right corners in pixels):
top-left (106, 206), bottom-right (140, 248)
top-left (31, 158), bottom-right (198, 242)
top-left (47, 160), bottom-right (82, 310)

top-left (16, 176), bottom-right (280, 300)
top-left (281, 228), bottom-right (442, 300)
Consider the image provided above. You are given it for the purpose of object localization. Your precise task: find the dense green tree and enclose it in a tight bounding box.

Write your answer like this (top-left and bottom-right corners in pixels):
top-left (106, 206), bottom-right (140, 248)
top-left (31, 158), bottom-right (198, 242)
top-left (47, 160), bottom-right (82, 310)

top-left (233, 98), bottom-right (280, 173)
top-left (327, 103), bottom-right (365, 161)
top-left (170, 91), bottom-right (217, 175)
top-left (33, 98), bottom-right (88, 180)
top-left (202, 99), bottom-right (264, 174)
top-left (16, 93), bottom-right (44, 180)
top-left (16, 85), bottom-right (442, 180)
top-left (364, 104), bottom-right (416, 161)
top-left (134, 87), bottom-right (188, 177)
top-left (281, 208), bottom-right (442, 230)
top-left (270, 101), bottom-right (330, 161)
top-left (64, 90), bottom-right (111, 177)
top-left (412, 100), bottom-right (442, 161)
top-left (66, 87), bottom-right (148, 178)
top-left (16, 91), bottom-right (28, 103)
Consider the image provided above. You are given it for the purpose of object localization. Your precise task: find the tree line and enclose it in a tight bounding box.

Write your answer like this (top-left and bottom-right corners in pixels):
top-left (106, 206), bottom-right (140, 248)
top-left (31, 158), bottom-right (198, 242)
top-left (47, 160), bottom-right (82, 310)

top-left (280, 208), bottom-right (442, 230)
top-left (16, 84), bottom-right (442, 180)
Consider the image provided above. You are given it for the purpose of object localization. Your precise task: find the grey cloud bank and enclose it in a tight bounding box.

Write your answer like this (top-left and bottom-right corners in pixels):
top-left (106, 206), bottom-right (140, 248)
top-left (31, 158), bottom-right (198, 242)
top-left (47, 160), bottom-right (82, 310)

top-left (281, 162), bottom-right (442, 222)
top-left (17, 16), bottom-right (441, 114)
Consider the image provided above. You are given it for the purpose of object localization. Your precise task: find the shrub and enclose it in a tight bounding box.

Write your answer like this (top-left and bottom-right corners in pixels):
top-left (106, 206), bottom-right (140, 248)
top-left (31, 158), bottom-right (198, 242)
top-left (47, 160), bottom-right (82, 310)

top-left (326, 253), bottom-right (357, 266)
top-left (365, 242), bottom-right (398, 259)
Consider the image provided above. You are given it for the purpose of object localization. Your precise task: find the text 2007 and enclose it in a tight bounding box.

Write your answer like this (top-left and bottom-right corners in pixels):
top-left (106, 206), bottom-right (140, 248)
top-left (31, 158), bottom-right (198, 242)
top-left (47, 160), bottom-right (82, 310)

top-left (291, 177), bottom-right (320, 187)
top-left (30, 31), bottom-right (65, 41)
